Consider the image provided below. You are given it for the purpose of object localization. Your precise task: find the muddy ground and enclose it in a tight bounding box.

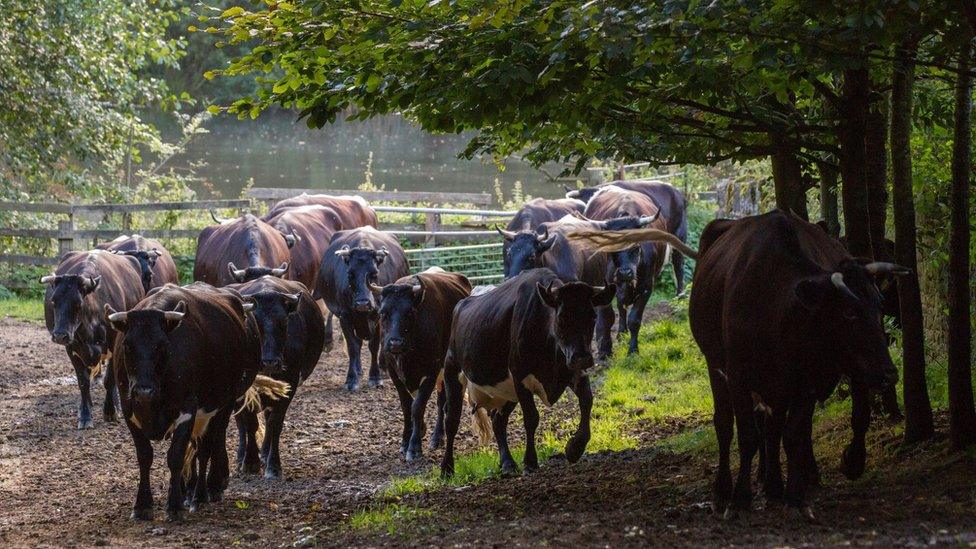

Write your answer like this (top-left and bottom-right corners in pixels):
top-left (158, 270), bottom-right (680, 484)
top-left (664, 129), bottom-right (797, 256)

top-left (0, 316), bottom-right (974, 548)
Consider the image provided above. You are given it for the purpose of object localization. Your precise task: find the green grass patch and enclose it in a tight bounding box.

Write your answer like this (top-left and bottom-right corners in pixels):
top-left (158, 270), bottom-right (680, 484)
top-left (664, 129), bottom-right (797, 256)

top-left (0, 298), bottom-right (44, 323)
top-left (348, 503), bottom-right (434, 535)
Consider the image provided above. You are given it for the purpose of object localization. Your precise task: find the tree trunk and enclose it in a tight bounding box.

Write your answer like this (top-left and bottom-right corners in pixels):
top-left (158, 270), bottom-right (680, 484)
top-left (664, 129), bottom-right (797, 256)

top-left (770, 140), bottom-right (809, 220)
top-left (839, 67), bottom-right (873, 258)
top-left (865, 102), bottom-right (889, 255)
top-left (890, 37), bottom-right (934, 443)
top-left (947, 41), bottom-right (976, 450)
top-left (817, 160), bottom-right (840, 237)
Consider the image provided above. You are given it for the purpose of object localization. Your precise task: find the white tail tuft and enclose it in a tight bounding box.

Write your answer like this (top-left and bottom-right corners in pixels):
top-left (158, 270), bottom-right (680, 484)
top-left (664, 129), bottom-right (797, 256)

top-left (235, 375), bottom-right (291, 446)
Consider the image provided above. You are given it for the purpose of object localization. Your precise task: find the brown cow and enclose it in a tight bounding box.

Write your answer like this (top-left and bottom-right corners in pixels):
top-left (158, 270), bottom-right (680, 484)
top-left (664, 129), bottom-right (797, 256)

top-left (97, 234), bottom-right (179, 291)
top-left (689, 210), bottom-right (903, 516)
top-left (41, 250), bottom-right (146, 428)
top-left (194, 214), bottom-right (292, 287)
top-left (375, 267), bottom-right (472, 461)
top-left (264, 193), bottom-right (378, 229)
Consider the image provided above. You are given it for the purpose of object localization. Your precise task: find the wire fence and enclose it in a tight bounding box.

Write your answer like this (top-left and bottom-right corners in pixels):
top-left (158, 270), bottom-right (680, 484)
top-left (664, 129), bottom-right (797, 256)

top-left (403, 242), bottom-right (504, 282)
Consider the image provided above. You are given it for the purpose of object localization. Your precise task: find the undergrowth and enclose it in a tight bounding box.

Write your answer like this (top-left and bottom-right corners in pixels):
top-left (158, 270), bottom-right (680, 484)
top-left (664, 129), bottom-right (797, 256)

top-left (0, 297), bottom-right (44, 323)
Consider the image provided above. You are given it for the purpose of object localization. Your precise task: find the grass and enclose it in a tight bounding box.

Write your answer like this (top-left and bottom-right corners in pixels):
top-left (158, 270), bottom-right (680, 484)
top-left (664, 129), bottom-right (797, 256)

top-left (348, 504), bottom-right (434, 536)
top-left (0, 297), bottom-right (44, 323)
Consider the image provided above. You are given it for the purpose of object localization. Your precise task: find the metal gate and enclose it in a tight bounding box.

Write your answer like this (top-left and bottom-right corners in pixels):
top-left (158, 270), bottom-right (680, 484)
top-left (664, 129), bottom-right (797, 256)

top-left (404, 243), bottom-right (504, 283)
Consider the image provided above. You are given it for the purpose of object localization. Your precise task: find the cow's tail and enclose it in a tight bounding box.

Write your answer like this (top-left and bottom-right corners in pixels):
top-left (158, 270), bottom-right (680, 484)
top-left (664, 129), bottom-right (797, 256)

top-left (235, 375), bottom-right (291, 445)
top-left (458, 376), bottom-right (493, 445)
top-left (182, 442), bottom-right (198, 483)
top-left (564, 227), bottom-right (699, 260)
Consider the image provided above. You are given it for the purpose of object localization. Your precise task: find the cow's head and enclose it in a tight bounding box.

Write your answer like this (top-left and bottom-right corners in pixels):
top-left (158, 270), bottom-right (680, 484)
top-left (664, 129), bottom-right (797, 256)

top-left (105, 301), bottom-right (186, 420)
top-left (335, 245), bottom-right (387, 313)
top-left (41, 274), bottom-right (101, 345)
top-left (600, 214), bottom-right (658, 291)
top-left (794, 259), bottom-right (908, 389)
top-left (536, 281), bottom-right (616, 372)
top-left (113, 249), bottom-right (161, 292)
top-left (498, 227), bottom-right (556, 278)
top-left (374, 280), bottom-right (425, 356)
top-left (564, 185), bottom-right (601, 204)
top-left (228, 261), bottom-right (288, 283)
top-left (242, 291), bottom-right (301, 375)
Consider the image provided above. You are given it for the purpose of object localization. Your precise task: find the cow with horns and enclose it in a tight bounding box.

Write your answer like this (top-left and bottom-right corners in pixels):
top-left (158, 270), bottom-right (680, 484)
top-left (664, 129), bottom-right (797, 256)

top-left (316, 227), bottom-right (409, 391)
top-left (96, 234), bottom-right (179, 292)
top-left (105, 283), bottom-right (289, 521)
top-left (688, 210), bottom-right (903, 517)
top-left (263, 193), bottom-right (378, 230)
top-left (440, 269), bottom-right (616, 477)
top-left (374, 267), bottom-right (472, 461)
top-left (231, 276), bottom-right (325, 478)
top-left (194, 213), bottom-right (295, 287)
top-left (501, 198), bottom-right (585, 276)
top-left (41, 250), bottom-right (146, 428)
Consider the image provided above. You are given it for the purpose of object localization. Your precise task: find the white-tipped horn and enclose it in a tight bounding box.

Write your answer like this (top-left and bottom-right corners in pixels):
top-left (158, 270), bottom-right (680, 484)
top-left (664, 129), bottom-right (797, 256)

top-left (375, 246), bottom-right (389, 258)
top-left (536, 227), bottom-right (550, 243)
top-left (163, 311), bottom-right (185, 321)
top-left (241, 302), bottom-right (254, 312)
top-left (335, 245), bottom-right (351, 257)
top-left (368, 282), bottom-right (385, 293)
top-left (638, 212), bottom-right (660, 227)
top-left (40, 274), bottom-right (57, 284)
top-left (108, 311), bottom-right (128, 322)
top-left (830, 272), bottom-right (860, 301)
top-left (412, 284), bottom-right (423, 296)
top-left (228, 262), bottom-right (246, 280)
top-left (863, 262), bottom-right (911, 276)
top-left (210, 209), bottom-right (227, 224)
top-left (496, 227), bottom-right (518, 241)
top-left (284, 292), bottom-right (301, 304)
top-left (271, 262), bottom-right (289, 276)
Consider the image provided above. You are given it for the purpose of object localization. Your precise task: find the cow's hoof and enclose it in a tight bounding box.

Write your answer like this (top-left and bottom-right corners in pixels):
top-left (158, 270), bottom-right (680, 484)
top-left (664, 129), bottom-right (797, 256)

top-left (522, 462), bottom-right (538, 475)
top-left (840, 444), bottom-right (866, 480)
top-left (440, 464), bottom-right (454, 479)
top-left (428, 436), bottom-right (443, 451)
top-left (166, 509), bottom-right (184, 523)
top-left (367, 377), bottom-right (382, 388)
top-left (208, 489), bottom-right (224, 503)
top-left (264, 467), bottom-right (282, 480)
top-left (103, 409), bottom-right (119, 423)
top-left (77, 418), bottom-right (94, 430)
top-left (565, 437), bottom-right (588, 463)
top-left (131, 508), bottom-right (153, 521)
top-left (499, 462), bottom-right (519, 477)
top-left (345, 381), bottom-right (360, 392)
top-left (405, 448), bottom-right (422, 462)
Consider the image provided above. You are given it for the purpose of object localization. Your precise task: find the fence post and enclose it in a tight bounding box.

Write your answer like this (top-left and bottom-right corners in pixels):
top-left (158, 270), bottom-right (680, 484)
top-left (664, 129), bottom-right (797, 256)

top-left (425, 212), bottom-right (441, 247)
top-left (57, 215), bottom-right (75, 260)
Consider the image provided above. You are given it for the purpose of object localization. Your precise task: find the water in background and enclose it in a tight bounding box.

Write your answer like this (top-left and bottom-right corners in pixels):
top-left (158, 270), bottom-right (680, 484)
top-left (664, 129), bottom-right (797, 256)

top-left (175, 111), bottom-right (567, 204)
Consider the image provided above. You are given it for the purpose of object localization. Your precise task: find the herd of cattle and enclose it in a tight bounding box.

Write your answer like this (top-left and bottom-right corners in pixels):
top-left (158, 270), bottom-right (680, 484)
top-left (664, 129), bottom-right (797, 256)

top-left (37, 179), bottom-right (907, 522)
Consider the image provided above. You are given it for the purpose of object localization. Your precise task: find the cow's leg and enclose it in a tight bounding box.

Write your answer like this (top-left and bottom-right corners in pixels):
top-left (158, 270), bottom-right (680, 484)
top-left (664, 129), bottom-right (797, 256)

top-left (880, 384), bottom-right (902, 420)
top-left (493, 401), bottom-right (518, 475)
top-left (439, 352), bottom-right (463, 478)
top-left (206, 408), bottom-right (232, 502)
top-left (389, 369), bottom-right (414, 456)
top-left (566, 375), bottom-right (593, 463)
top-left (761, 408), bottom-right (786, 502)
top-left (188, 432), bottom-right (212, 512)
top-left (515, 384), bottom-right (540, 473)
top-left (595, 305), bottom-right (614, 363)
top-left (366, 323), bottom-right (383, 388)
top-left (70, 354), bottom-right (94, 429)
top-left (626, 289), bottom-right (652, 355)
top-left (234, 409), bottom-right (261, 475)
top-left (128, 421), bottom-right (154, 520)
top-left (841, 374), bottom-right (871, 480)
top-left (321, 306), bottom-right (334, 351)
top-left (708, 367), bottom-right (734, 513)
top-left (339, 316), bottom-right (363, 391)
top-left (799, 404), bottom-right (820, 491)
top-left (672, 251), bottom-right (686, 295)
top-left (406, 374), bottom-right (437, 461)
top-left (102, 359), bottom-right (119, 423)
top-left (264, 390), bottom-right (294, 479)
top-left (165, 418), bottom-right (193, 522)
top-left (429, 382), bottom-right (447, 450)
top-left (616, 301), bottom-right (628, 340)
top-left (730, 383), bottom-right (759, 510)
top-left (784, 397), bottom-right (816, 514)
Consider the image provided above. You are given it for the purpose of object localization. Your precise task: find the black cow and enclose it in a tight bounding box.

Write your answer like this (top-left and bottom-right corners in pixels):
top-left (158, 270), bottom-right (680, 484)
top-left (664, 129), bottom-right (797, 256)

top-left (375, 267), bottom-right (472, 461)
top-left (689, 210), bottom-right (903, 515)
top-left (503, 198), bottom-right (585, 276)
top-left (316, 227), bottom-right (409, 391)
top-left (440, 269), bottom-right (615, 477)
top-left (105, 283), bottom-right (287, 521)
top-left (568, 180), bottom-right (689, 293)
top-left (232, 276), bottom-right (325, 478)
top-left (97, 234), bottom-right (179, 291)
top-left (41, 250), bottom-right (145, 428)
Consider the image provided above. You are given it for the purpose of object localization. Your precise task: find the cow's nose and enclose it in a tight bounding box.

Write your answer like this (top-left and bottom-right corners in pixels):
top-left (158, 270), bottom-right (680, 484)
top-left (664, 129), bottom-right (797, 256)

top-left (51, 331), bottom-right (70, 345)
top-left (132, 385), bottom-right (156, 401)
top-left (387, 337), bottom-right (406, 354)
top-left (616, 268), bottom-right (635, 281)
top-left (567, 352), bottom-right (594, 371)
top-left (353, 299), bottom-right (373, 312)
top-left (261, 358), bottom-right (284, 373)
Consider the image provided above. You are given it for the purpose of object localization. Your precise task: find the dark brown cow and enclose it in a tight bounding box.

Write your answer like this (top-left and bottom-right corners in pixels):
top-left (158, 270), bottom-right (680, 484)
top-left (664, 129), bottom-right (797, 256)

top-left (568, 180), bottom-right (690, 293)
top-left (194, 214), bottom-right (292, 287)
top-left (689, 210), bottom-right (903, 515)
top-left (232, 276), bottom-right (325, 478)
top-left (585, 186), bottom-right (668, 355)
top-left (503, 198), bottom-right (585, 276)
top-left (264, 193), bottom-right (378, 229)
top-left (316, 227), bottom-right (410, 390)
top-left (105, 283), bottom-right (284, 521)
top-left (375, 267), bottom-right (472, 461)
top-left (97, 234), bottom-right (179, 291)
top-left (440, 269), bottom-right (615, 477)
top-left (41, 250), bottom-right (146, 428)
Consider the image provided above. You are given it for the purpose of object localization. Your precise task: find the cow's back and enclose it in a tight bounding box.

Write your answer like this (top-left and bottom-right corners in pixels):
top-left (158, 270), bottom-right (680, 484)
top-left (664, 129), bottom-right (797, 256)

top-left (97, 234), bottom-right (179, 287)
top-left (266, 205), bottom-right (342, 289)
top-left (611, 180), bottom-right (687, 236)
top-left (506, 198), bottom-right (585, 231)
top-left (266, 194), bottom-right (378, 229)
top-left (193, 214), bottom-right (291, 287)
top-left (411, 268), bottom-right (472, 361)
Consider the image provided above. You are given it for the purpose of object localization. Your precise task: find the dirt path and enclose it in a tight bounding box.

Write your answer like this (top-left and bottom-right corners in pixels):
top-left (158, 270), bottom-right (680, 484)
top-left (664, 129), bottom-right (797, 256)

top-left (1, 318), bottom-right (974, 547)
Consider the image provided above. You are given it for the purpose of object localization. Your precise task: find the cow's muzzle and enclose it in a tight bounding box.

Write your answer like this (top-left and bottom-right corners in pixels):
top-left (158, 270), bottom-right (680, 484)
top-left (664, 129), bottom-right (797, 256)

top-left (51, 331), bottom-right (71, 345)
top-left (261, 358), bottom-right (285, 375)
top-left (131, 385), bottom-right (157, 403)
top-left (385, 337), bottom-right (407, 355)
top-left (353, 299), bottom-right (374, 313)
top-left (567, 352), bottom-right (594, 372)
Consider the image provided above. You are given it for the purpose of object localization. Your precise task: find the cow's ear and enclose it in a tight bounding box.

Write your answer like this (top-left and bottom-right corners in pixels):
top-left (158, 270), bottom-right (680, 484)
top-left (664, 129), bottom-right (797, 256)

top-left (536, 281), bottom-right (559, 308)
top-left (794, 276), bottom-right (829, 311)
top-left (104, 304), bottom-right (127, 331)
top-left (591, 284), bottom-right (616, 307)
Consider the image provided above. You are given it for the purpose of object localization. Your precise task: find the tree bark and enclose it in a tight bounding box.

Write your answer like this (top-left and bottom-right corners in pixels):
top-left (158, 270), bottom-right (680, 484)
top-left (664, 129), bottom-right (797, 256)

top-left (865, 102), bottom-right (889, 256)
top-left (839, 67), bottom-right (873, 258)
top-left (947, 41), bottom-right (976, 450)
top-left (890, 37), bottom-right (934, 443)
top-left (771, 140), bottom-right (809, 220)
top-left (817, 160), bottom-right (840, 237)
